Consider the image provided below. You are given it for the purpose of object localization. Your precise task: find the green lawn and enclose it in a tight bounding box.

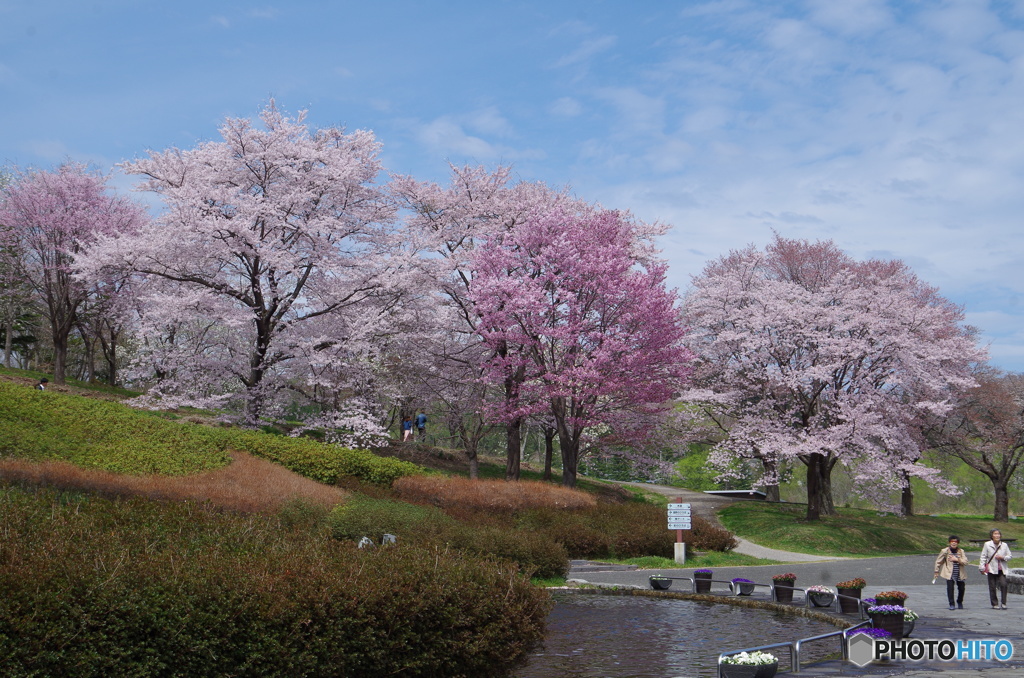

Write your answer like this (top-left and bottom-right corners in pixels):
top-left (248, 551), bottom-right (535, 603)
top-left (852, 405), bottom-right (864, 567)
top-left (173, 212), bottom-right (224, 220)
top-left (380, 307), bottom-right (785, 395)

top-left (719, 501), bottom-right (1019, 556)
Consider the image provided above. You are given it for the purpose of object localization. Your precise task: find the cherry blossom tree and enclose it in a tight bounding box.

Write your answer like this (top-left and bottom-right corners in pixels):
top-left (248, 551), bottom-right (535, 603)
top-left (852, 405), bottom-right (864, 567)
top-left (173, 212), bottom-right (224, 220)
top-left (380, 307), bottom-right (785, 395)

top-left (0, 163), bottom-right (145, 384)
top-left (469, 207), bottom-right (693, 487)
top-left (81, 103), bottom-right (397, 424)
top-left (929, 369), bottom-right (1024, 522)
top-left (681, 234), bottom-right (984, 520)
top-left (392, 165), bottom-right (579, 479)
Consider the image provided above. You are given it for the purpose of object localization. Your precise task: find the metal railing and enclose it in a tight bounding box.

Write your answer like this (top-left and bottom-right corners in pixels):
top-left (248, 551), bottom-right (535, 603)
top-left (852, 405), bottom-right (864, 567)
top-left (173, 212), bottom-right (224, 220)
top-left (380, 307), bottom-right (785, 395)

top-left (716, 620), bottom-right (871, 676)
top-left (647, 576), bottom-right (875, 675)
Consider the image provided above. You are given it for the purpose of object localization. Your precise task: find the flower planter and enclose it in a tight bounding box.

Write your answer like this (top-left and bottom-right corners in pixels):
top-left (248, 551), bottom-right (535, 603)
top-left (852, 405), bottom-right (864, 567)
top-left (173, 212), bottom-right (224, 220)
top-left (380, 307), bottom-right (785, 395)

top-left (773, 581), bottom-right (795, 603)
top-left (649, 577), bottom-right (672, 591)
top-left (870, 613), bottom-right (904, 640)
top-left (695, 572), bottom-right (712, 594)
top-left (809, 592), bottom-right (836, 608)
top-left (720, 661), bottom-right (779, 678)
top-left (837, 587), bottom-right (862, 614)
top-left (875, 597), bottom-right (906, 606)
top-left (904, 619), bottom-right (915, 637)
top-left (734, 582), bottom-right (755, 596)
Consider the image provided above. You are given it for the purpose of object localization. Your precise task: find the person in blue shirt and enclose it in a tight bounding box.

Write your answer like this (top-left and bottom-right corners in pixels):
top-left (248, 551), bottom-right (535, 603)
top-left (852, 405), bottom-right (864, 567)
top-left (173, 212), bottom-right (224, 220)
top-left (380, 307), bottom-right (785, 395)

top-left (415, 411), bottom-right (427, 441)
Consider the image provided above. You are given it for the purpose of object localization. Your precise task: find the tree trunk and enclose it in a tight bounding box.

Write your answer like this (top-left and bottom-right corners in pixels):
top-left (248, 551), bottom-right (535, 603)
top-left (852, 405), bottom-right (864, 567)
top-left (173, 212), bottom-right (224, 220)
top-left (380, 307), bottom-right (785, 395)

top-left (505, 418), bottom-right (522, 481)
top-left (806, 453), bottom-right (822, 521)
top-left (559, 431), bottom-right (578, 488)
top-left (503, 358), bottom-right (525, 481)
top-left (98, 322), bottom-right (120, 387)
top-left (543, 426), bottom-right (555, 482)
top-left (803, 453), bottom-right (838, 520)
top-left (458, 421), bottom-right (480, 480)
top-left (760, 456), bottom-right (781, 502)
top-left (51, 329), bottom-right (68, 386)
top-left (901, 474), bottom-right (914, 516)
top-left (993, 481), bottom-right (1010, 523)
top-left (3, 313), bottom-right (12, 368)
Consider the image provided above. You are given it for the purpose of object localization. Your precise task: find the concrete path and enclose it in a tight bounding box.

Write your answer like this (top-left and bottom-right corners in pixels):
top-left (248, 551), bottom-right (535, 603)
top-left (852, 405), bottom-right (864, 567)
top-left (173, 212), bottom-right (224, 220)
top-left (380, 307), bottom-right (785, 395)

top-left (733, 536), bottom-right (848, 562)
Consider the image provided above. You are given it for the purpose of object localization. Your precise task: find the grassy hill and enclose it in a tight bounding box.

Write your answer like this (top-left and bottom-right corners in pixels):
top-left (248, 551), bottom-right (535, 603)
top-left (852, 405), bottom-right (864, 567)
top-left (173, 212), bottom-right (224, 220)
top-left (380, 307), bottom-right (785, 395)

top-left (719, 501), bottom-right (1020, 556)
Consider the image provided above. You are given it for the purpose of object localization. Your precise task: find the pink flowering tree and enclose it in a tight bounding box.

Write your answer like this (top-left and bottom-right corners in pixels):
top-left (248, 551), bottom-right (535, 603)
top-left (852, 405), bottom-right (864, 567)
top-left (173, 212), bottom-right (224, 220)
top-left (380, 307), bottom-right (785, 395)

top-left (0, 164), bottom-right (145, 384)
top-left (469, 208), bottom-right (693, 487)
top-left (928, 369), bottom-right (1024, 522)
top-left (681, 234), bottom-right (984, 520)
top-left (81, 103), bottom-right (396, 425)
top-left (392, 165), bottom-right (581, 479)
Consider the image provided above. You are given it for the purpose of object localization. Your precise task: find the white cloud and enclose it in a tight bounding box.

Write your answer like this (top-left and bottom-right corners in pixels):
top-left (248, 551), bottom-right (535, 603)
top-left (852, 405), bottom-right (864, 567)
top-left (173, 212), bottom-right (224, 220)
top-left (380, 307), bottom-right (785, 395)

top-left (550, 97), bottom-right (582, 117)
top-left (553, 35), bottom-right (617, 69)
top-left (416, 118), bottom-right (497, 158)
top-left (806, 0), bottom-right (894, 35)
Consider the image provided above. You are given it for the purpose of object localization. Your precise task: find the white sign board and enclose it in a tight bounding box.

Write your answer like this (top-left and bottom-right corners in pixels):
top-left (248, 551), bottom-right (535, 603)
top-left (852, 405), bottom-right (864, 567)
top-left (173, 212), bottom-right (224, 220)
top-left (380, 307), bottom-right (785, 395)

top-left (668, 502), bottom-right (692, 530)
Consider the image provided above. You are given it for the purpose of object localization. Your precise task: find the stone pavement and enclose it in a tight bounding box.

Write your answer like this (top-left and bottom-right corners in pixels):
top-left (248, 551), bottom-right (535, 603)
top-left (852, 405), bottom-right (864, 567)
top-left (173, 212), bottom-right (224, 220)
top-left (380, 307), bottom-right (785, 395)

top-left (568, 558), bottom-right (1024, 677)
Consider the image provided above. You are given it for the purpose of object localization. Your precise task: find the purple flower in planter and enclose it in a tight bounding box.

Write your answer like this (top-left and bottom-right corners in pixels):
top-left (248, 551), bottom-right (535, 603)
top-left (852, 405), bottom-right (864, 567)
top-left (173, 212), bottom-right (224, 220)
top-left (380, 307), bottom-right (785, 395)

top-left (849, 628), bottom-right (892, 639)
top-left (731, 578), bottom-right (754, 583)
top-left (694, 569), bottom-right (712, 574)
top-left (862, 597), bottom-right (877, 605)
top-left (867, 605), bottom-right (907, 615)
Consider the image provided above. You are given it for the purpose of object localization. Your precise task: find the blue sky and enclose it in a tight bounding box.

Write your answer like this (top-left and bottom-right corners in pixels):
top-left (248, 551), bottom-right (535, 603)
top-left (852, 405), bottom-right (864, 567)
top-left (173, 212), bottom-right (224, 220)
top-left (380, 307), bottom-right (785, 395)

top-left (2, 0), bottom-right (1023, 371)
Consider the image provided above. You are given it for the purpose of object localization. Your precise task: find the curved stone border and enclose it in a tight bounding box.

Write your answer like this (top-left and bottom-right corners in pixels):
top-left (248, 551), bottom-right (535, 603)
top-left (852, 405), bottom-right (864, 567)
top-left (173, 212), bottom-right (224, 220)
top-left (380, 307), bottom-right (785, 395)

top-left (554, 585), bottom-right (852, 629)
top-left (1009, 568), bottom-right (1024, 595)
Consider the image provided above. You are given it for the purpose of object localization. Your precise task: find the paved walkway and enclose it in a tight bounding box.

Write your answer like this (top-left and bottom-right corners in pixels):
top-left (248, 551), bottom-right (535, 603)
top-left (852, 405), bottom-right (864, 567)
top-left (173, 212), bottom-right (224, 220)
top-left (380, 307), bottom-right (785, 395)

top-left (568, 556), bottom-right (1023, 676)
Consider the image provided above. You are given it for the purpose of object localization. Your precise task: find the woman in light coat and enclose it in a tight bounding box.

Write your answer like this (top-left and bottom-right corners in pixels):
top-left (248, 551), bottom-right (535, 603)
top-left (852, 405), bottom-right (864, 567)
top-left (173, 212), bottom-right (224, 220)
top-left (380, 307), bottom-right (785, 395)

top-left (978, 529), bottom-right (1013, 609)
top-left (934, 535), bottom-right (968, 610)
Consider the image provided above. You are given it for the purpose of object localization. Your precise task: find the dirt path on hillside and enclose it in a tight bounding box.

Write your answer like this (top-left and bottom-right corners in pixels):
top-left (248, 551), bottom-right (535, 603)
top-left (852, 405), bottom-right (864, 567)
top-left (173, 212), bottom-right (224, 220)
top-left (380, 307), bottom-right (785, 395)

top-left (611, 480), bottom-right (738, 527)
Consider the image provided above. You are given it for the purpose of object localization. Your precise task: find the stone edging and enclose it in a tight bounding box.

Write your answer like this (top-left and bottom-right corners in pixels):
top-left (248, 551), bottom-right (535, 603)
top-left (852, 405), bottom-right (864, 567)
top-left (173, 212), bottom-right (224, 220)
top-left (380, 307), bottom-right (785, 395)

top-left (551, 585), bottom-right (852, 629)
top-left (1009, 568), bottom-right (1024, 595)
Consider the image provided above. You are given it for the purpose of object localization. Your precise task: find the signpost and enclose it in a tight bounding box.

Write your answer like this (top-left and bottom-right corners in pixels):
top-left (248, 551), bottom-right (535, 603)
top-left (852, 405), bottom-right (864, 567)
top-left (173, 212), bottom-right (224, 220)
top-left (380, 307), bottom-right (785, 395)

top-left (668, 499), bottom-right (691, 564)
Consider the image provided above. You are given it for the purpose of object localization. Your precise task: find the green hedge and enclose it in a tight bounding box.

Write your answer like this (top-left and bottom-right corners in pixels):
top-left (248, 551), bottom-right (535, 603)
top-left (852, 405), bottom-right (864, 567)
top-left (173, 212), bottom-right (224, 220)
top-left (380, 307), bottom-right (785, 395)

top-left (0, 484), bottom-right (550, 677)
top-left (0, 381), bottom-right (229, 475)
top-left (0, 382), bottom-right (422, 486)
top-left (230, 430), bottom-right (422, 486)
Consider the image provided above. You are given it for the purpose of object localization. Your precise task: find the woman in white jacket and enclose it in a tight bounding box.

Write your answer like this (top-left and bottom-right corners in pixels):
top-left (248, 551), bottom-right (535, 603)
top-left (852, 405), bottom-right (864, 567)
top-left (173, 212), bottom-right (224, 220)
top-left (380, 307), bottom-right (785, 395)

top-left (979, 529), bottom-right (1013, 609)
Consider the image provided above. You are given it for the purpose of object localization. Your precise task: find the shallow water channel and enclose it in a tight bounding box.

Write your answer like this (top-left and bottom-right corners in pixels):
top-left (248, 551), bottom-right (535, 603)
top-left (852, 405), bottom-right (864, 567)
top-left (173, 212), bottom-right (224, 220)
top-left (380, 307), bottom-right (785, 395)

top-left (516, 592), bottom-right (843, 678)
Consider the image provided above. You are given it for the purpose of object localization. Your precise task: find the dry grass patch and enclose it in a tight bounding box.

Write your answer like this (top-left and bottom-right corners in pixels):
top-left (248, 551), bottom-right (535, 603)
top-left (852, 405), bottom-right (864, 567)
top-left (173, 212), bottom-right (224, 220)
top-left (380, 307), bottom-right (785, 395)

top-left (393, 475), bottom-right (596, 513)
top-left (0, 451), bottom-right (347, 513)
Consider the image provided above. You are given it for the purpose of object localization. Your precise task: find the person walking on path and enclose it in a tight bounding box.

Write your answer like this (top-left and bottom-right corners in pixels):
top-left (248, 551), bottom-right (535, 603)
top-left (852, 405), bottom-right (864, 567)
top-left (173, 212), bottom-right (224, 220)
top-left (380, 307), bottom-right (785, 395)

top-left (934, 535), bottom-right (968, 610)
top-left (35, 377), bottom-right (48, 390)
top-left (979, 528), bottom-right (1012, 609)
top-left (415, 411), bottom-right (427, 441)
top-left (402, 415), bottom-right (413, 442)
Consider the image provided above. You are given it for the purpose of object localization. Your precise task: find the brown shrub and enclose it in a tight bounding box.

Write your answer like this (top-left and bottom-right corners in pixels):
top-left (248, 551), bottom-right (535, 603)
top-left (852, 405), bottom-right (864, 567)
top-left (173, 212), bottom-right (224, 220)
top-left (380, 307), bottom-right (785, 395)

top-left (392, 475), bottom-right (596, 513)
top-left (0, 451), bottom-right (347, 513)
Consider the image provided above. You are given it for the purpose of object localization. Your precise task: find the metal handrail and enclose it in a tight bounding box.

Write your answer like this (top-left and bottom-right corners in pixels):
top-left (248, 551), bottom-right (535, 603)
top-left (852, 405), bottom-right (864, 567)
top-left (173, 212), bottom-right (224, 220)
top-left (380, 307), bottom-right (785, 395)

top-left (839, 621), bottom-right (874, 659)
top-left (718, 619), bottom-right (872, 675)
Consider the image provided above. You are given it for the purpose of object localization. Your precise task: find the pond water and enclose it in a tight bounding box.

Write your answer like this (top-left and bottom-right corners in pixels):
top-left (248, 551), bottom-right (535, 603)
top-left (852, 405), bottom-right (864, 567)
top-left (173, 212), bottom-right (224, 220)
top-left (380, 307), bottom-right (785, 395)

top-left (515, 593), bottom-right (843, 678)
